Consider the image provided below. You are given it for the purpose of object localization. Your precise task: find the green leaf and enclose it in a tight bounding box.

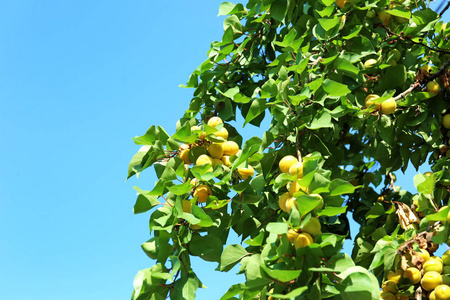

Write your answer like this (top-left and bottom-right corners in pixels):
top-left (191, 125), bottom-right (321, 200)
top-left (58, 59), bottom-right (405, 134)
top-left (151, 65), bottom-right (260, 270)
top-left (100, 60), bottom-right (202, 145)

top-left (329, 179), bottom-right (360, 196)
top-left (306, 111), bottom-right (332, 129)
top-left (189, 234), bottom-right (223, 262)
top-left (270, 0), bottom-right (287, 22)
top-left (260, 265), bottom-right (302, 282)
top-left (223, 15), bottom-right (243, 33)
top-left (218, 244), bottom-right (249, 272)
top-left (218, 2), bottom-right (246, 16)
top-left (296, 194), bottom-right (324, 216)
top-left (322, 79), bottom-right (351, 97)
top-left (172, 273), bottom-right (202, 300)
top-left (266, 222), bottom-right (289, 234)
top-left (243, 99), bottom-right (267, 126)
top-left (167, 182), bottom-right (193, 196)
top-left (379, 64), bottom-right (407, 90)
top-left (318, 18), bottom-right (339, 32)
top-left (338, 266), bottom-right (380, 300)
top-left (318, 206), bottom-right (347, 217)
top-left (427, 206), bottom-right (449, 221)
top-left (386, 8), bottom-right (411, 19)
top-left (342, 25), bottom-right (362, 40)
top-left (134, 194), bottom-right (160, 214)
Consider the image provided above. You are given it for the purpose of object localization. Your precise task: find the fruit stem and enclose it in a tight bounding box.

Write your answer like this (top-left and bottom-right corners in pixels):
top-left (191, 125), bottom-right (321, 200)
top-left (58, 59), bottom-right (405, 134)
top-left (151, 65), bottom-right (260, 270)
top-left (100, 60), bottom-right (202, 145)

top-left (415, 286), bottom-right (422, 300)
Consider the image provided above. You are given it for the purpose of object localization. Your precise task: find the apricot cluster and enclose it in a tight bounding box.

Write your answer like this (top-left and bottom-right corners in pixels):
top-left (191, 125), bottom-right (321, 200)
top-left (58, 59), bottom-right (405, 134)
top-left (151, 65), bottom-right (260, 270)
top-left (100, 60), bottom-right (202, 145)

top-left (381, 249), bottom-right (450, 299)
top-left (365, 94), bottom-right (397, 115)
top-left (179, 116), bottom-right (254, 179)
top-left (177, 116), bottom-right (254, 230)
top-left (277, 155), bottom-right (323, 249)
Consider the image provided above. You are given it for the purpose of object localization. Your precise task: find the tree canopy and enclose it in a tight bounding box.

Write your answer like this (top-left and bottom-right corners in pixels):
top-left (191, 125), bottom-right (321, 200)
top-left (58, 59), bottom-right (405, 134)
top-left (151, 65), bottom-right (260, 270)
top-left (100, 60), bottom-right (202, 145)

top-left (128, 0), bottom-right (450, 299)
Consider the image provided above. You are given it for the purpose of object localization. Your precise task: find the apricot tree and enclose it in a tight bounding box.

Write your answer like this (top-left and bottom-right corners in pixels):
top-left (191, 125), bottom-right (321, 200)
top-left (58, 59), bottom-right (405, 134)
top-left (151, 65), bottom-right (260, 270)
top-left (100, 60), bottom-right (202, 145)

top-left (128, 0), bottom-right (450, 299)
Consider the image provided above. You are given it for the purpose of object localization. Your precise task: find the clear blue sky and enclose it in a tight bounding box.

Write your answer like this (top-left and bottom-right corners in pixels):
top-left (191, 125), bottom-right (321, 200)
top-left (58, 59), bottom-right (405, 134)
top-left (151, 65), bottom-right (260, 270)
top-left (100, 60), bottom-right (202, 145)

top-left (0, 1), bottom-right (446, 300)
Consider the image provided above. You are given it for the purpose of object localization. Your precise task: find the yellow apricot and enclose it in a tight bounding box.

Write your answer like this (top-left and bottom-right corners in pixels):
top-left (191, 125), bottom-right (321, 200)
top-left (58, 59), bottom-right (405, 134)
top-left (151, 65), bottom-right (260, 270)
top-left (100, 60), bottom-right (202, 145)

top-left (301, 217), bottom-right (322, 237)
top-left (222, 141), bottom-right (239, 156)
top-left (381, 98), bottom-right (397, 114)
top-left (207, 116), bottom-right (223, 127)
top-left (382, 280), bottom-right (398, 293)
top-left (403, 267), bottom-right (421, 284)
top-left (421, 271), bottom-right (442, 291)
top-left (429, 290), bottom-right (437, 300)
top-left (179, 149), bottom-right (191, 164)
top-left (214, 127), bottom-right (228, 140)
top-left (285, 197), bottom-right (298, 213)
top-left (221, 155), bottom-right (231, 166)
top-left (443, 114), bottom-right (450, 129)
top-left (278, 192), bottom-right (291, 212)
top-left (212, 158), bottom-right (223, 166)
top-left (238, 165), bottom-right (255, 179)
top-left (423, 258), bottom-right (443, 274)
top-left (289, 180), bottom-right (300, 196)
top-left (289, 161), bottom-right (304, 178)
top-left (294, 233), bottom-right (313, 249)
top-left (418, 249), bottom-right (431, 262)
top-left (193, 185), bottom-right (212, 203)
top-left (426, 81), bottom-right (440, 95)
top-left (365, 94), bottom-right (381, 110)
top-left (421, 64), bottom-right (432, 73)
top-left (387, 269), bottom-right (403, 284)
top-left (286, 229), bottom-right (299, 243)
top-left (434, 284), bottom-right (450, 300)
top-left (279, 155), bottom-right (298, 174)
top-left (380, 292), bottom-right (396, 300)
top-left (336, 0), bottom-right (348, 9)
top-left (207, 143), bottom-right (224, 159)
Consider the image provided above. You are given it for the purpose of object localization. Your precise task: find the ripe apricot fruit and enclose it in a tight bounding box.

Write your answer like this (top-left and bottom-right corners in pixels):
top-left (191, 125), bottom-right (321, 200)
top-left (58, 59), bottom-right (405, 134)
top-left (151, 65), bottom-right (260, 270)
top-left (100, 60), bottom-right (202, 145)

top-left (426, 81), bottom-right (440, 94)
top-left (207, 116), bottom-right (223, 127)
top-left (381, 98), bottom-right (397, 114)
top-left (365, 94), bottom-right (381, 110)
top-left (214, 127), bottom-right (229, 140)
top-left (434, 284), bottom-right (450, 300)
top-left (421, 271), bottom-right (443, 291)
top-left (289, 161), bottom-right (304, 178)
top-left (423, 258), bottom-right (444, 274)
top-left (403, 267), bottom-right (421, 284)
top-left (387, 269), bottom-right (403, 284)
top-left (222, 141), bottom-right (239, 156)
top-left (194, 185), bottom-right (212, 203)
top-left (238, 165), bottom-right (255, 179)
top-left (207, 143), bottom-right (223, 159)
top-left (286, 229), bottom-right (299, 243)
top-left (278, 192), bottom-right (291, 212)
top-left (279, 155), bottom-right (298, 173)
top-left (442, 114), bottom-right (450, 129)
top-left (294, 233), bottom-right (313, 249)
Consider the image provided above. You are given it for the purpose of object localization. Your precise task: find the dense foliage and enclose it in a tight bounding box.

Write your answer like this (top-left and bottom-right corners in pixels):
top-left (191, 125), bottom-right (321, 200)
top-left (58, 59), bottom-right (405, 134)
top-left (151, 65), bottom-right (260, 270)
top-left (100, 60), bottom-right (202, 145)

top-left (127, 0), bottom-right (450, 299)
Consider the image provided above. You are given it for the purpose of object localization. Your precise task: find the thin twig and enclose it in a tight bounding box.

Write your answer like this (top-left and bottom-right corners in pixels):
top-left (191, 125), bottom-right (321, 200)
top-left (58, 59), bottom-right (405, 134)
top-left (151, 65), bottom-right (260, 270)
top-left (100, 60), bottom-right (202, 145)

top-left (427, 58), bottom-right (450, 81)
top-left (379, 24), bottom-right (450, 54)
top-left (415, 286), bottom-right (422, 300)
top-left (440, 1), bottom-right (450, 16)
top-left (393, 82), bottom-right (421, 101)
top-left (307, 56), bottom-right (322, 83)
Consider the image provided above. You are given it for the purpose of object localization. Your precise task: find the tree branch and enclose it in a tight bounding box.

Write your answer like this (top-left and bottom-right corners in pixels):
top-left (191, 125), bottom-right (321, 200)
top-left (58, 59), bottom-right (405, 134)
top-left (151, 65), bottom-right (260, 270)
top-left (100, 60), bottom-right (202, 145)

top-left (426, 58), bottom-right (450, 81)
top-left (393, 82), bottom-right (421, 101)
top-left (378, 24), bottom-right (450, 54)
top-left (440, 1), bottom-right (450, 16)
